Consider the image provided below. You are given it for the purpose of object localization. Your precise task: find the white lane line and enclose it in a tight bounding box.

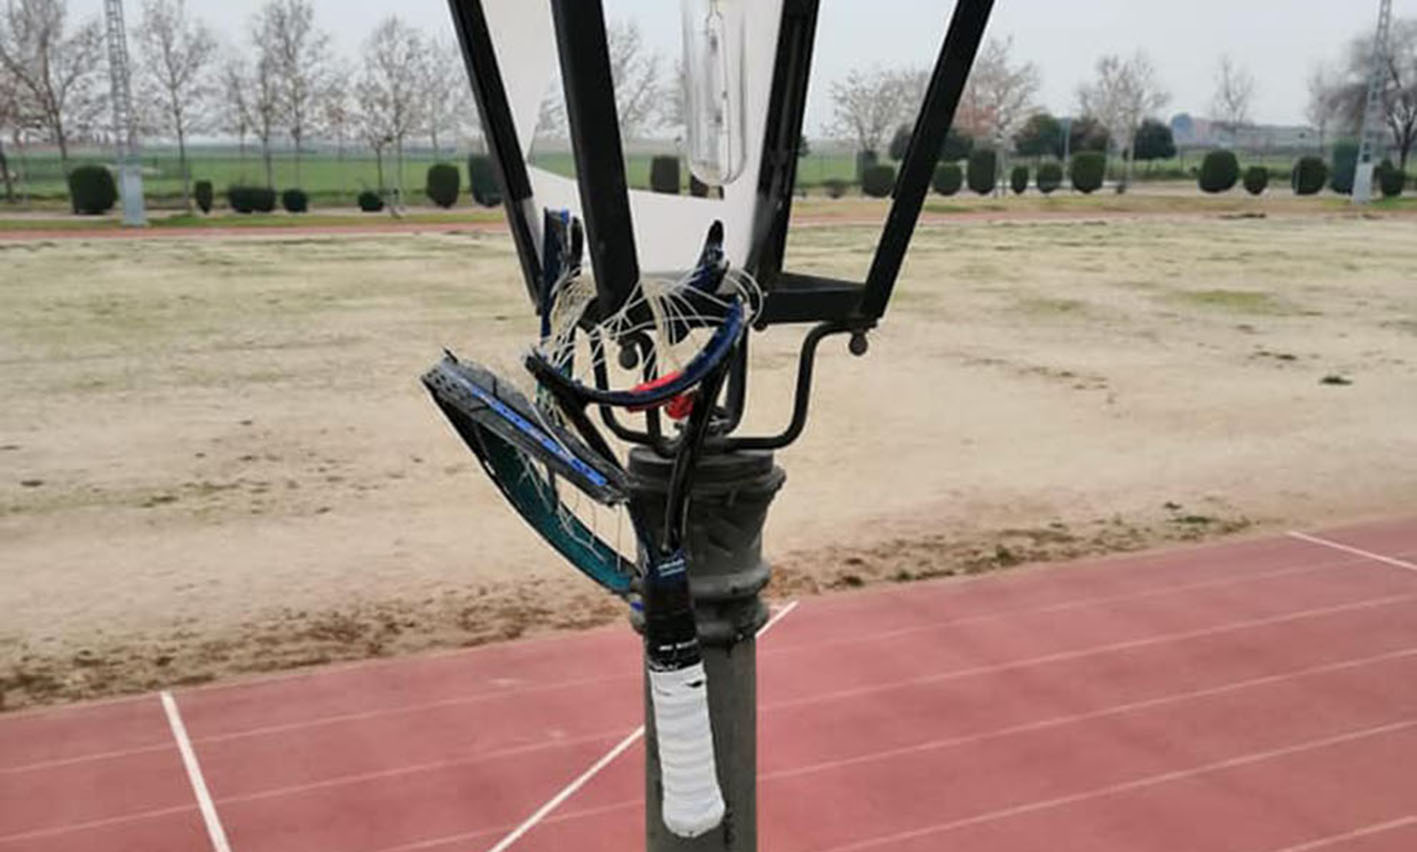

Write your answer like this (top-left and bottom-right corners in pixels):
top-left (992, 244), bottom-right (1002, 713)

top-left (481, 728), bottom-right (642, 852)
top-left (0, 558), bottom-right (1358, 777)
top-left (1266, 816), bottom-right (1417, 852)
top-left (1, 555), bottom-right (1372, 778)
top-left (1288, 531), bottom-right (1417, 573)
top-left (763, 646), bottom-right (1417, 782)
top-left (0, 805), bottom-right (195, 847)
top-left (169, 560), bottom-right (1360, 749)
top-left (456, 646), bottom-right (1417, 838)
top-left (764, 592), bottom-right (1415, 711)
top-left (768, 559), bottom-right (1355, 655)
top-left (480, 601), bottom-right (799, 852)
top-left (813, 719), bottom-right (1417, 852)
top-left (161, 691), bottom-right (232, 852)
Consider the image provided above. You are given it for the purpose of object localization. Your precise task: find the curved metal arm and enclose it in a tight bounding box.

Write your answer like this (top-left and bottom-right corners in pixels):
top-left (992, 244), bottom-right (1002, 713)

top-left (712, 321), bottom-right (870, 453)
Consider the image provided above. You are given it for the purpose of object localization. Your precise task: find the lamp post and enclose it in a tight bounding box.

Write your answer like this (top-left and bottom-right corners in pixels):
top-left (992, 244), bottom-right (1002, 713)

top-left (445, 2), bottom-right (996, 848)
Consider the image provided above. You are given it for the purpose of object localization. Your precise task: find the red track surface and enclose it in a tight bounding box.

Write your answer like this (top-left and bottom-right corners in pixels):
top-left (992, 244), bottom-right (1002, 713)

top-left (3, 520), bottom-right (1415, 852)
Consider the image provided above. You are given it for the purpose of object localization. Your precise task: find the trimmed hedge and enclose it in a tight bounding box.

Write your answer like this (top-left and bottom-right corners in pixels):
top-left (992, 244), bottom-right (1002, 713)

top-left (194, 180), bottom-right (213, 214)
top-left (357, 189), bottom-right (385, 212)
top-left (1070, 152), bottom-right (1105, 194)
top-left (855, 149), bottom-right (878, 181)
top-left (967, 149), bottom-right (997, 195)
top-left (1199, 150), bottom-right (1240, 193)
top-left (425, 163), bottom-right (461, 208)
top-left (468, 154), bottom-right (502, 207)
top-left (68, 165), bottom-right (118, 215)
top-left (1292, 157), bottom-right (1328, 196)
top-left (282, 188), bottom-right (309, 213)
top-left (1242, 166), bottom-right (1268, 196)
top-left (1010, 165), bottom-right (1028, 195)
top-left (1378, 160), bottom-right (1406, 198)
top-left (860, 164), bottom-right (896, 198)
top-left (822, 178), bottom-right (849, 199)
top-left (1036, 161), bottom-right (1063, 195)
top-left (228, 185), bottom-right (276, 214)
top-left (932, 163), bottom-right (963, 196)
top-left (1330, 140), bottom-right (1358, 195)
top-left (650, 155), bottom-right (680, 194)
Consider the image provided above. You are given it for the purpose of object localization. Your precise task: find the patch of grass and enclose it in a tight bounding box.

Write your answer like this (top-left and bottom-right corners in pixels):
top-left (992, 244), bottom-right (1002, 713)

top-left (1171, 289), bottom-right (1290, 314)
top-left (1018, 296), bottom-right (1090, 317)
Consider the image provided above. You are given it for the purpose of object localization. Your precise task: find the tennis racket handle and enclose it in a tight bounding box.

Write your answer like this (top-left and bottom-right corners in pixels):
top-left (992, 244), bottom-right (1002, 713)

top-left (649, 662), bottom-right (725, 838)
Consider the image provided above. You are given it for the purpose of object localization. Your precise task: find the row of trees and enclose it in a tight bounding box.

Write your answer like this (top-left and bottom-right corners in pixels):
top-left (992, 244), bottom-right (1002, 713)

top-left (1307, 19), bottom-right (1417, 171)
top-left (829, 42), bottom-right (1175, 191)
top-left (833, 20), bottom-right (1417, 185)
top-left (0, 0), bottom-right (479, 209)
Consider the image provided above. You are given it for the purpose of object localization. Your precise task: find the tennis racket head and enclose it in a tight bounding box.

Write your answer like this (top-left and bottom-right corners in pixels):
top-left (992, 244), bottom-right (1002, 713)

top-left (424, 355), bottom-right (625, 503)
top-left (422, 354), bottom-right (638, 595)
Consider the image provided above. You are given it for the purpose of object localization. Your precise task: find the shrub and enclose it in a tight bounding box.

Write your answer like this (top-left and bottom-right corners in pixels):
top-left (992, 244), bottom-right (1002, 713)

top-left (467, 154), bottom-right (502, 207)
top-left (1378, 160), bottom-right (1406, 198)
top-left (1292, 156), bottom-right (1328, 196)
top-left (650, 155), bottom-right (680, 194)
top-left (193, 180), bottom-right (213, 214)
top-left (1036, 161), bottom-right (1063, 195)
top-left (1070, 152), bottom-right (1106, 194)
top-left (1198, 150), bottom-right (1240, 193)
top-left (822, 178), bottom-right (849, 199)
top-left (425, 163), bottom-right (461, 208)
top-left (227, 185), bottom-right (276, 214)
top-left (68, 165), bottom-right (118, 215)
top-left (931, 163), bottom-right (963, 196)
top-left (1242, 166), bottom-right (1268, 196)
top-left (357, 189), bottom-right (385, 212)
top-left (888, 123), bottom-right (913, 161)
top-left (1010, 165), bottom-right (1029, 195)
top-left (856, 149), bottom-right (878, 180)
top-left (860, 164), bottom-right (896, 198)
top-left (282, 188), bottom-right (309, 213)
top-left (1330, 140), bottom-right (1359, 195)
top-left (941, 128), bottom-right (974, 162)
top-left (967, 149), bottom-right (997, 195)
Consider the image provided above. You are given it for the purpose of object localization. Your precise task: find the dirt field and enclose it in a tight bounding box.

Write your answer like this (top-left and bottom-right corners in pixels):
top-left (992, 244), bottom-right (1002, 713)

top-left (2, 211), bottom-right (1416, 710)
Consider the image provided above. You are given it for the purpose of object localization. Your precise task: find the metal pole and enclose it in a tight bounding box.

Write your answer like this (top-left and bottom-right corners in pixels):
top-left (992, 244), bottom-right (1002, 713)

top-left (1353, 0), bottom-right (1393, 204)
top-left (629, 449), bottom-right (785, 852)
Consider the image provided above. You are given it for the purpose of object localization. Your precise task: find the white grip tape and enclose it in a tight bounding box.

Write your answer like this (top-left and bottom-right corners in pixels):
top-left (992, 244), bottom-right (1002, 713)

top-left (649, 662), bottom-right (725, 838)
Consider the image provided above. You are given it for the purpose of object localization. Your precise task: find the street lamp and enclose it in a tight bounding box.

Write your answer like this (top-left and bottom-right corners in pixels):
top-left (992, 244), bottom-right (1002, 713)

top-left (440, 1), bottom-right (996, 849)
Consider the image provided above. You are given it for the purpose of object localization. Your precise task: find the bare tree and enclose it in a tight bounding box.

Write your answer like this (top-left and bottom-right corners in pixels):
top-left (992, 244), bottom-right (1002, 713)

top-left (606, 19), bottom-right (663, 139)
top-left (252, 0), bottom-right (330, 184)
top-left (218, 56), bottom-right (251, 160)
top-left (0, 61), bottom-right (21, 200)
top-left (955, 37), bottom-right (1041, 150)
top-left (829, 66), bottom-right (914, 155)
top-left (245, 39), bottom-right (281, 187)
top-left (1320, 19), bottom-right (1417, 172)
top-left (355, 15), bottom-right (424, 203)
top-left (0, 0), bottom-right (105, 168)
top-left (135, 0), bottom-right (215, 211)
top-left (1077, 51), bottom-right (1170, 188)
top-left (1306, 64), bottom-right (1337, 153)
top-left (419, 37), bottom-right (469, 156)
top-left (1211, 54), bottom-right (1256, 142)
top-left (318, 64), bottom-right (351, 160)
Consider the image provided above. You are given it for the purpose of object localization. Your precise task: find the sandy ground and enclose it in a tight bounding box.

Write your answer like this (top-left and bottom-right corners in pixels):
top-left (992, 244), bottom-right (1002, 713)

top-left (2, 213), bottom-right (1415, 710)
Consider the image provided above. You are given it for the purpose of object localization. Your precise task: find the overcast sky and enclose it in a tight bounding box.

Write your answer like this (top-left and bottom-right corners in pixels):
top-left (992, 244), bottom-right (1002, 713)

top-left (83, 0), bottom-right (1414, 131)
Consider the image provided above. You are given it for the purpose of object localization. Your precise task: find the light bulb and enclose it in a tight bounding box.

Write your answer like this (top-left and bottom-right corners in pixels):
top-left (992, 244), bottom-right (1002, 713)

top-left (681, 0), bottom-right (747, 187)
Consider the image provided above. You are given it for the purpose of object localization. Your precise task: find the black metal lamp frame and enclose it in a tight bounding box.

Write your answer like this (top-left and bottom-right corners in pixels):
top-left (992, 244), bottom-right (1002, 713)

top-left (447, 0), bottom-right (996, 452)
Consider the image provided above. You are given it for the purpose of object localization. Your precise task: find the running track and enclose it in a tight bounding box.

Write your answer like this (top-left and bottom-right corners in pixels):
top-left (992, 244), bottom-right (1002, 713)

top-left (3, 519), bottom-right (1416, 852)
